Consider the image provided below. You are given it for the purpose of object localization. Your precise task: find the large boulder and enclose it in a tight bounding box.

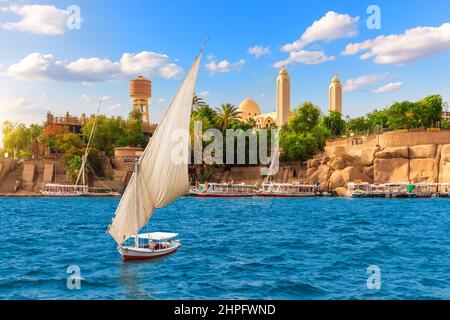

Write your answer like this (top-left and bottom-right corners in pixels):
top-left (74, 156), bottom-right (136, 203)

top-left (328, 166), bottom-right (372, 190)
top-left (439, 144), bottom-right (450, 183)
top-left (374, 158), bottom-right (409, 183)
top-left (409, 159), bottom-right (438, 183)
top-left (308, 170), bottom-right (319, 184)
top-left (440, 144), bottom-right (450, 162)
top-left (307, 159), bottom-right (321, 169)
top-left (361, 147), bottom-right (380, 166)
top-left (409, 144), bottom-right (436, 159)
top-left (375, 147), bottom-right (409, 159)
top-left (317, 164), bottom-right (333, 189)
top-left (439, 159), bottom-right (450, 183)
top-left (306, 167), bottom-right (317, 178)
top-left (330, 156), bottom-right (346, 170)
top-left (363, 165), bottom-right (374, 179)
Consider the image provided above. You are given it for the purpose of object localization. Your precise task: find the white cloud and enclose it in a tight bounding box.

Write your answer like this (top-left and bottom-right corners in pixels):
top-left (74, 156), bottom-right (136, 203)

top-left (273, 50), bottom-right (335, 68)
top-left (197, 91), bottom-right (210, 97)
top-left (342, 23), bottom-right (450, 64)
top-left (205, 56), bottom-right (245, 74)
top-left (374, 82), bottom-right (403, 93)
top-left (343, 74), bottom-right (388, 92)
top-left (120, 51), bottom-right (183, 79)
top-left (81, 94), bottom-right (96, 102)
top-left (4, 51), bottom-right (183, 82)
top-left (247, 45), bottom-right (271, 58)
top-left (0, 97), bottom-right (33, 110)
top-left (156, 98), bottom-right (166, 104)
top-left (0, 5), bottom-right (69, 35)
top-left (282, 11), bottom-right (359, 52)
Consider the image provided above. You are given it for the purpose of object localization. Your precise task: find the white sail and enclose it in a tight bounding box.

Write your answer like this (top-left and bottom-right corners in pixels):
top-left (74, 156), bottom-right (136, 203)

top-left (108, 52), bottom-right (202, 245)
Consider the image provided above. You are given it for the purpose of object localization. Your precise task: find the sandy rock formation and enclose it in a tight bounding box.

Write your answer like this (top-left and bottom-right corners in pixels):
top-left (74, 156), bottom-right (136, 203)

top-left (375, 146), bottom-right (409, 159)
top-left (361, 147), bottom-right (380, 166)
top-left (409, 159), bottom-right (438, 183)
top-left (409, 144), bottom-right (436, 159)
top-left (374, 158), bottom-right (409, 183)
top-left (328, 166), bottom-right (372, 190)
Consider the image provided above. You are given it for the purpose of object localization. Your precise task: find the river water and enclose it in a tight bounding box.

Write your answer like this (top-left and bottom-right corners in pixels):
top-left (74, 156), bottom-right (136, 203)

top-left (0, 197), bottom-right (449, 299)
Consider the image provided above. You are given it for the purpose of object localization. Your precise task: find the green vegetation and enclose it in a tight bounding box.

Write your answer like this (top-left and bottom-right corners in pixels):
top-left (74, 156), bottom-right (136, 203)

top-left (345, 94), bottom-right (444, 134)
top-left (280, 102), bottom-right (331, 162)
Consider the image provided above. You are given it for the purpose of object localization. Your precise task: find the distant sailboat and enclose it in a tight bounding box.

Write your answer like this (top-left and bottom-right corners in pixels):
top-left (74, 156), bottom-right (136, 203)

top-left (107, 49), bottom-right (203, 260)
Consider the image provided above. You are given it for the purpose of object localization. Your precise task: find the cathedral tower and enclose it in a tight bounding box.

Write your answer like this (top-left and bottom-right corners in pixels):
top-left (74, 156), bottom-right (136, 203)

top-left (329, 74), bottom-right (342, 114)
top-left (276, 66), bottom-right (291, 127)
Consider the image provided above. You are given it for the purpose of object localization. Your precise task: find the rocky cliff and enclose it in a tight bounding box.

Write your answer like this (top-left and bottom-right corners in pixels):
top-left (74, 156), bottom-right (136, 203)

top-left (306, 143), bottom-right (450, 195)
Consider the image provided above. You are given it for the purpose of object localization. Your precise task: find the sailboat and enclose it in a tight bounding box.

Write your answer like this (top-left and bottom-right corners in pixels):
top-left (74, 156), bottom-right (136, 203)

top-left (42, 100), bottom-right (103, 197)
top-left (107, 49), bottom-right (203, 260)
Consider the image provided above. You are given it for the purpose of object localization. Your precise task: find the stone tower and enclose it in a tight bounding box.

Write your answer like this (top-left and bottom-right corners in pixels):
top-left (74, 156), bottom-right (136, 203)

top-left (130, 76), bottom-right (151, 128)
top-left (329, 74), bottom-right (342, 114)
top-left (276, 65), bottom-right (291, 127)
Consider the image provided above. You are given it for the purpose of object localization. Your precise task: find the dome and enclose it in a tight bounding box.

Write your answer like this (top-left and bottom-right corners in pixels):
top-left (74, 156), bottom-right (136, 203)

top-left (238, 98), bottom-right (261, 120)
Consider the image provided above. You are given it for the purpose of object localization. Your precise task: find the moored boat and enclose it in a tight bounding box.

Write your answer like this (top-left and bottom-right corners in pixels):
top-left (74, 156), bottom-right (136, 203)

top-left (257, 183), bottom-right (319, 197)
top-left (190, 183), bottom-right (257, 197)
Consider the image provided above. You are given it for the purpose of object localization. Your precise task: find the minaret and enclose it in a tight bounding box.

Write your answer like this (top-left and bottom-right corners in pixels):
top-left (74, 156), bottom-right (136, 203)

top-left (329, 74), bottom-right (342, 114)
top-left (276, 65), bottom-right (290, 127)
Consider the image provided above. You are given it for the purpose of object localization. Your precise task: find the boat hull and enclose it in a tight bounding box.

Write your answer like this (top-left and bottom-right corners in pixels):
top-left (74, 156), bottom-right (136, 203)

top-left (257, 192), bottom-right (316, 198)
top-left (189, 191), bottom-right (255, 198)
top-left (119, 243), bottom-right (181, 261)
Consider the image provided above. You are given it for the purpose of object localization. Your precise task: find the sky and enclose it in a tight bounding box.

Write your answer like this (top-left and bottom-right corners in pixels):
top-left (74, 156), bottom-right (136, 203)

top-left (0, 0), bottom-right (450, 136)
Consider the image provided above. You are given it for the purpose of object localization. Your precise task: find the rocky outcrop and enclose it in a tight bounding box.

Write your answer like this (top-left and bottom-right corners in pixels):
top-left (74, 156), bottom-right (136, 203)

top-left (409, 159), bottom-right (438, 183)
top-left (409, 144), bottom-right (436, 159)
top-left (328, 167), bottom-right (372, 190)
top-left (374, 158), bottom-right (409, 183)
top-left (439, 144), bottom-right (450, 183)
top-left (375, 146), bottom-right (409, 159)
top-left (361, 147), bottom-right (380, 166)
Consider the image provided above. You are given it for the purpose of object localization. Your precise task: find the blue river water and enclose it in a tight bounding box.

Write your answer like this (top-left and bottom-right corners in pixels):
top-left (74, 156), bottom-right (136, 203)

top-left (0, 197), bottom-right (449, 300)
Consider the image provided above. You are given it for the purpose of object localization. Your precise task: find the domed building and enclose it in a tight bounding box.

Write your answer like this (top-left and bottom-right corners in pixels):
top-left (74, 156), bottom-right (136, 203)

top-left (237, 66), bottom-right (292, 129)
top-left (237, 98), bottom-right (261, 120)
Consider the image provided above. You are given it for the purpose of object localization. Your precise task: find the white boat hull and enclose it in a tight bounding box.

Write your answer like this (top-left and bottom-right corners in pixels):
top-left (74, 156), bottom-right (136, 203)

top-left (119, 242), bottom-right (181, 261)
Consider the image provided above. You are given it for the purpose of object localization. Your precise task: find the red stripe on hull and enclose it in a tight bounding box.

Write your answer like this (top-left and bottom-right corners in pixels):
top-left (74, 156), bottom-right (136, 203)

top-left (190, 193), bottom-right (255, 198)
top-left (257, 193), bottom-right (315, 198)
top-left (122, 248), bottom-right (179, 261)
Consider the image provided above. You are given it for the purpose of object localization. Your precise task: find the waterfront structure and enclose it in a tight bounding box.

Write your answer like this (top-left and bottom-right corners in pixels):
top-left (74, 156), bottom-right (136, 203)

top-left (46, 111), bottom-right (87, 135)
top-left (329, 74), bottom-right (343, 114)
top-left (130, 76), bottom-right (152, 133)
top-left (237, 66), bottom-right (290, 129)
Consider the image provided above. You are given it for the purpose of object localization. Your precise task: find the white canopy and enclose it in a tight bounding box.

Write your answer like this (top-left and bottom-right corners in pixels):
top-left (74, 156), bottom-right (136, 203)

top-left (136, 232), bottom-right (179, 241)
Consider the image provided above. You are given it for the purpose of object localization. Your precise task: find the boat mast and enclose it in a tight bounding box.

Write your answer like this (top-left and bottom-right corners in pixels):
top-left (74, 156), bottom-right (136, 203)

top-left (134, 160), bottom-right (139, 248)
top-left (76, 99), bottom-right (102, 186)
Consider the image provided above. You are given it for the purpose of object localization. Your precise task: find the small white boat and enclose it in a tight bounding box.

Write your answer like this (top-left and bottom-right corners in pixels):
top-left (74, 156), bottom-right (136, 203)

top-left (108, 46), bottom-right (204, 261)
top-left (42, 183), bottom-right (88, 197)
top-left (119, 232), bottom-right (181, 261)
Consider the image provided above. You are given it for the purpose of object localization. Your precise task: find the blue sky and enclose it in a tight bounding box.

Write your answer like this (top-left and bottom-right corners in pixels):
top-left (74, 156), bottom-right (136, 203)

top-left (0, 0), bottom-right (450, 130)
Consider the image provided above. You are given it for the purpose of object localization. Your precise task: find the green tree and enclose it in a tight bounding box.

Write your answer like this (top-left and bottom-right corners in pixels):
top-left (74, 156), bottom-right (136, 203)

top-left (288, 102), bottom-right (321, 133)
top-left (322, 111), bottom-right (346, 137)
top-left (3, 123), bottom-right (31, 159)
top-left (214, 103), bottom-right (241, 132)
top-left (347, 117), bottom-right (370, 135)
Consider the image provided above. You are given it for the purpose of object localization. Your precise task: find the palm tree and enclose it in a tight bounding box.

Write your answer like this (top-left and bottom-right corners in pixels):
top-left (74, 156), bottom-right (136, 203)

top-left (192, 94), bottom-right (206, 110)
top-left (214, 103), bottom-right (241, 132)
